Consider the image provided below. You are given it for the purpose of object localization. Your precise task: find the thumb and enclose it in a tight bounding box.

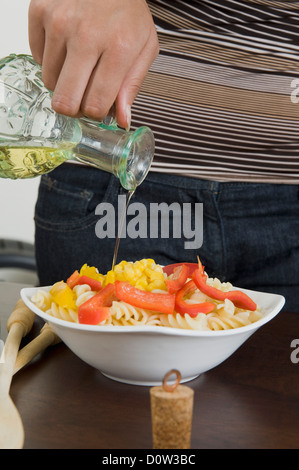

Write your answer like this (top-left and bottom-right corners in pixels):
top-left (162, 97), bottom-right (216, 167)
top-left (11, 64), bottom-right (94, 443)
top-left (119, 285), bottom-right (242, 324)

top-left (115, 34), bottom-right (159, 130)
top-left (115, 74), bottom-right (144, 131)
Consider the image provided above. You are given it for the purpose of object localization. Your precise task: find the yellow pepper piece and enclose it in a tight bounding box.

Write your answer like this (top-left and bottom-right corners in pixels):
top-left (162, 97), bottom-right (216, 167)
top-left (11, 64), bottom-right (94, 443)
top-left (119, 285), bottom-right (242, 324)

top-left (105, 270), bottom-right (116, 285)
top-left (80, 264), bottom-right (103, 281)
top-left (50, 281), bottom-right (76, 309)
top-left (50, 281), bottom-right (66, 296)
top-left (79, 263), bottom-right (105, 285)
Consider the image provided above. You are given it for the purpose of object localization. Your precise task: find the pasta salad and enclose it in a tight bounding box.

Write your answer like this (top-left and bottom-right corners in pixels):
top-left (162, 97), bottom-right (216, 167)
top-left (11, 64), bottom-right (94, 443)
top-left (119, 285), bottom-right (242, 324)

top-left (31, 258), bottom-right (263, 331)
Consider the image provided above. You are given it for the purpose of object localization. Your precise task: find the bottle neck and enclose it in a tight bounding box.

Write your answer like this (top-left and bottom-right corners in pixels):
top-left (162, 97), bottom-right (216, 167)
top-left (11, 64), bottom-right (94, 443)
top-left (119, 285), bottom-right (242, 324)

top-left (74, 119), bottom-right (122, 175)
top-left (73, 119), bottom-right (154, 191)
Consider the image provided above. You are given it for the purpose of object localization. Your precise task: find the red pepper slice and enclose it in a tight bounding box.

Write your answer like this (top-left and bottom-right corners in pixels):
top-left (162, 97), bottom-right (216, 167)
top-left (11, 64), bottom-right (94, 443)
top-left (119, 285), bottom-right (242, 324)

top-left (67, 271), bottom-right (102, 291)
top-left (175, 280), bottom-right (215, 317)
top-left (78, 283), bottom-right (116, 325)
top-left (192, 259), bottom-right (257, 311)
top-left (192, 262), bottom-right (226, 302)
top-left (67, 270), bottom-right (80, 289)
top-left (74, 275), bottom-right (102, 291)
top-left (114, 281), bottom-right (175, 315)
top-left (225, 290), bottom-right (257, 311)
top-left (163, 263), bottom-right (198, 278)
top-left (166, 264), bottom-right (189, 295)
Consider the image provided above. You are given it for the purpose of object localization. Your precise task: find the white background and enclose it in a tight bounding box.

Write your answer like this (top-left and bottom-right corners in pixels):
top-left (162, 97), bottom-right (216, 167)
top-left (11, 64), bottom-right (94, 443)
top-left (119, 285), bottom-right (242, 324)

top-left (0, 0), bottom-right (39, 244)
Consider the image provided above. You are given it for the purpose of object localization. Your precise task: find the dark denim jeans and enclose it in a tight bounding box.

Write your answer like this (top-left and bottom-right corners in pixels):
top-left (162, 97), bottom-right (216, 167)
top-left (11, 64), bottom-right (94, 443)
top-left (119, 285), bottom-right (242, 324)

top-left (34, 164), bottom-right (299, 311)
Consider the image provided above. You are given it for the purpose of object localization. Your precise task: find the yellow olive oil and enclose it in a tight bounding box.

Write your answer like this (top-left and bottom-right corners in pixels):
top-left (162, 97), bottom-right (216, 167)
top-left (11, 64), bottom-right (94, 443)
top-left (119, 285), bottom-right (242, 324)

top-left (0, 145), bottom-right (74, 179)
top-left (111, 189), bottom-right (135, 270)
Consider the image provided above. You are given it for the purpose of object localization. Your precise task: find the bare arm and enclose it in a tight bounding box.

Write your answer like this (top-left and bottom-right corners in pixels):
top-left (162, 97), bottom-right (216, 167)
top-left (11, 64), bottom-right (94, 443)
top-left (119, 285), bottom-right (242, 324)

top-left (28, 0), bottom-right (159, 129)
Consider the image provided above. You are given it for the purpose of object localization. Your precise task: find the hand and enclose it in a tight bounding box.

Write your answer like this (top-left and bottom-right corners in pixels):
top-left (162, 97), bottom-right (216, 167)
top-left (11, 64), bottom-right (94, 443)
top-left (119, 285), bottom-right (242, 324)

top-left (28, 0), bottom-right (159, 129)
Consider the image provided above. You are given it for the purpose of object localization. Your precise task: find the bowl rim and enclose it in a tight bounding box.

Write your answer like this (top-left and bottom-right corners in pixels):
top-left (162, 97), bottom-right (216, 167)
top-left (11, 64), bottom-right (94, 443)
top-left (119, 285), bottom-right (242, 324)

top-left (21, 286), bottom-right (285, 338)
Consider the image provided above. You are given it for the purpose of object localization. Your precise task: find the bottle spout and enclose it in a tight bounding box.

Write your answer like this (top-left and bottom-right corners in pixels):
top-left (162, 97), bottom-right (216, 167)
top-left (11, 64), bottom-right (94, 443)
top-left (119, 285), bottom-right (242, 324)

top-left (117, 126), bottom-right (155, 190)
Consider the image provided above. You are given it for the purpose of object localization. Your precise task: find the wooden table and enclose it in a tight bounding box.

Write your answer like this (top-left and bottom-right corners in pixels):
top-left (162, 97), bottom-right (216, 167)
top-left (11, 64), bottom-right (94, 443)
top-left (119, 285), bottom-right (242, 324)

top-left (1, 282), bottom-right (298, 450)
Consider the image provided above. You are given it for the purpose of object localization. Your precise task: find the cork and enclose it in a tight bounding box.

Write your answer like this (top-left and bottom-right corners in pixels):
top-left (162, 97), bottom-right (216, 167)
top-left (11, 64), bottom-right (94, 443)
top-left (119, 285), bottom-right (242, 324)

top-left (150, 369), bottom-right (194, 449)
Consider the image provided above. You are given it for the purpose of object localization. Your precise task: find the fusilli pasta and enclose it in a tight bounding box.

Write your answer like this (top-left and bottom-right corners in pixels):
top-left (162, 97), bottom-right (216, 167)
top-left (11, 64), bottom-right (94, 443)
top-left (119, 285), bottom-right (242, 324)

top-left (104, 301), bottom-right (162, 326)
top-left (31, 289), bottom-right (52, 311)
top-left (46, 303), bottom-right (78, 323)
top-left (159, 312), bottom-right (210, 330)
top-left (73, 284), bottom-right (96, 307)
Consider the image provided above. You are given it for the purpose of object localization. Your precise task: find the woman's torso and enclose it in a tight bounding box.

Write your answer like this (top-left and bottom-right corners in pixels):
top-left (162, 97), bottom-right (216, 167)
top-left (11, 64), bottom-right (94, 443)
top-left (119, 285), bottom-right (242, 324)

top-left (132, 0), bottom-right (299, 183)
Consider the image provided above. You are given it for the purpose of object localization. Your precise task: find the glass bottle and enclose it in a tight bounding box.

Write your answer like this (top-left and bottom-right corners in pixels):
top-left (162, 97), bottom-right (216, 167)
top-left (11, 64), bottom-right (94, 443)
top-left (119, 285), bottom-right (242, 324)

top-left (0, 54), bottom-right (155, 190)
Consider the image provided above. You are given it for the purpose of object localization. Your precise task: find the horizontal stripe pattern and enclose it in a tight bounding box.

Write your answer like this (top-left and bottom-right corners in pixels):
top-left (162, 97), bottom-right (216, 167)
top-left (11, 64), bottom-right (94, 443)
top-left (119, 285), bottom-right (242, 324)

top-left (130, 0), bottom-right (299, 183)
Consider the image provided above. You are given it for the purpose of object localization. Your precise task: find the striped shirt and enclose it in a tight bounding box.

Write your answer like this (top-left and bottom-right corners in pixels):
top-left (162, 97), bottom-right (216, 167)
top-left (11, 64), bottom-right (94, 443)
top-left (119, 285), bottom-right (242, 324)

top-left (131, 0), bottom-right (299, 183)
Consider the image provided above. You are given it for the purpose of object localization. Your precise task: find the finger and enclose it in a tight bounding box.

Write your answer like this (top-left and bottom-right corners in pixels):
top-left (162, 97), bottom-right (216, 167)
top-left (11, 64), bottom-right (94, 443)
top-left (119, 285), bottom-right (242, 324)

top-left (28, 2), bottom-right (46, 64)
top-left (80, 48), bottom-right (136, 122)
top-left (116, 31), bottom-right (159, 129)
top-left (51, 47), bottom-right (99, 117)
top-left (40, 33), bottom-right (67, 92)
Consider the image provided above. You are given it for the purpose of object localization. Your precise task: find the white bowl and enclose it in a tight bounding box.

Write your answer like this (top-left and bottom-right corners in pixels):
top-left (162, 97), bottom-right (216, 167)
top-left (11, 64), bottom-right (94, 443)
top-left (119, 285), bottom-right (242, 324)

top-left (21, 286), bottom-right (285, 386)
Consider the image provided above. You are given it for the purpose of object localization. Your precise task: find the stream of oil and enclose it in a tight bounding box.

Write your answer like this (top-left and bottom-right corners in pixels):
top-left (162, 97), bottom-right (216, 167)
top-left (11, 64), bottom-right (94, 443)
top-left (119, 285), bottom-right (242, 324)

top-left (111, 189), bottom-right (135, 270)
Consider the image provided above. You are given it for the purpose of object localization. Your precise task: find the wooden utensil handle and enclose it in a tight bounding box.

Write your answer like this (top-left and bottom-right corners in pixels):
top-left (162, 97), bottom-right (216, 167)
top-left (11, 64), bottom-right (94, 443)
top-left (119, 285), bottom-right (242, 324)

top-left (6, 299), bottom-right (35, 337)
top-left (0, 323), bottom-right (25, 395)
top-left (14, 323), bottom-right (61, 374)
